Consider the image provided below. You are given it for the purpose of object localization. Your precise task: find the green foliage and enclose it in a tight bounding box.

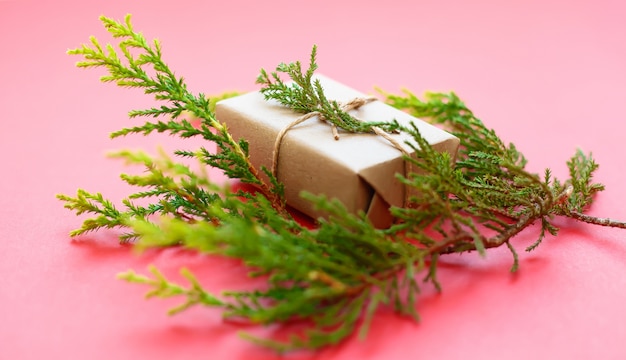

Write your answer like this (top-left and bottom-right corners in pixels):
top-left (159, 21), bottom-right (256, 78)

top-left (256, 45), bottom-right (399, 135)
top-left (58, 15), bottom-right (626, 352)
top-left (118, 266), bottom-right (224, 315)
top-left (57, 190), bottom-right (128, 238)
top-left (384, 90), bottom-right (609, 260)
top-left (563, 149), bottom-right (605, 212)
top-left (67, 15), bottom-right (275, 194)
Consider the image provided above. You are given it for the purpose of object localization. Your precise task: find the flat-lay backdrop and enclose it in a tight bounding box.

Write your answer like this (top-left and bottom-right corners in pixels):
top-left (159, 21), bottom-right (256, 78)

top-left (2, 1), bottom-right (626, 359)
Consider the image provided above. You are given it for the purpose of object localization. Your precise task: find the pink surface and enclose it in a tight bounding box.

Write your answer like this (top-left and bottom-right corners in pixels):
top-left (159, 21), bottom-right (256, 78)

top-left (2, 1), bottom-right (626, 359)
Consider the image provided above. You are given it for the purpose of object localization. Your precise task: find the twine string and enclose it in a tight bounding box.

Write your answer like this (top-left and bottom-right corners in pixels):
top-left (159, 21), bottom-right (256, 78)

top-left (271, 97), bottom-right (409, 179)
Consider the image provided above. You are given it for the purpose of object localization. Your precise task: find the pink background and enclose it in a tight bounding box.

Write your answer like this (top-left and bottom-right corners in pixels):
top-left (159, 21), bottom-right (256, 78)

top-left (2, 1), bottom-right (626, 359)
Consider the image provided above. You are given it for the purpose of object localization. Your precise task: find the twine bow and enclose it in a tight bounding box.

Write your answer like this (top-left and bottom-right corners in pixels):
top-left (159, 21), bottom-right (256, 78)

top-left (271, 97), bottom-right (409, 179)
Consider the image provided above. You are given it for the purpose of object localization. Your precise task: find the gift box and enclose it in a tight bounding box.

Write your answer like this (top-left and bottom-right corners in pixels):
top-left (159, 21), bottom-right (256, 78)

top-left (215, 75), bottom-right (459, 227)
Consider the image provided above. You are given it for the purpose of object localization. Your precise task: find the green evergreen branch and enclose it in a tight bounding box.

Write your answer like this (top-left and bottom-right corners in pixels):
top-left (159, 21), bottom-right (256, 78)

top-left (118, 266), bottom-right (224, 315)
top-left (57, 190), bottom-right (128, 236)
top-left (256, 45), bottom-right (399, 135)
top-left (67, 14), bottom-right (285, 212)
top-left (59, 15), bottom-right (626, 351)
top-left (120, 193), bottom-right (424, 352)
top-left (385, 90), bottom-right (625, 257)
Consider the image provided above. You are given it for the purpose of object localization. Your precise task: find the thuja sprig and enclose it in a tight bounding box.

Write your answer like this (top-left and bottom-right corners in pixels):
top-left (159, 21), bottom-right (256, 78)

top-left (256, 45), bottom-right (399, 135)
top-left (66, 14), bottom-right (284, 212)
top-left (120, 192), bottom-right (424, 352)
top-left (59, 15), bottom-right (626, 352)
top-left (118, 265), bottom-right (224, 315)
top-left (384, 91), bottom-right (626, 267)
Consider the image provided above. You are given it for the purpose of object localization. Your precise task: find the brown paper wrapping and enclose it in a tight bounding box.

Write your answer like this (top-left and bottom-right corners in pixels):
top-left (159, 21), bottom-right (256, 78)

top-left (215, 75), bottom-right (459, 227)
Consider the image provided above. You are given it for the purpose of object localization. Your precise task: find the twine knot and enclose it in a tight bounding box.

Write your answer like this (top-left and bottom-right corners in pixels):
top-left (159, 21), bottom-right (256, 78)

top-left (271, 97), bottom-right (409, 179)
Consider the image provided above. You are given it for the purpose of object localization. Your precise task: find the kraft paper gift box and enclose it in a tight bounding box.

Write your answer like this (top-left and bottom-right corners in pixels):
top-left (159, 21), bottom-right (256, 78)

top-left (215, 75), bottom-right (459, 228)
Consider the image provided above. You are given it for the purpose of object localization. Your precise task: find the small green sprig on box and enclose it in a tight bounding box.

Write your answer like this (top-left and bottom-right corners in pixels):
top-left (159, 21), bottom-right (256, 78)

top-left (58, 15), bottom-right (626, 352)
top-left (256, 45), bottom-right (399, 135)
